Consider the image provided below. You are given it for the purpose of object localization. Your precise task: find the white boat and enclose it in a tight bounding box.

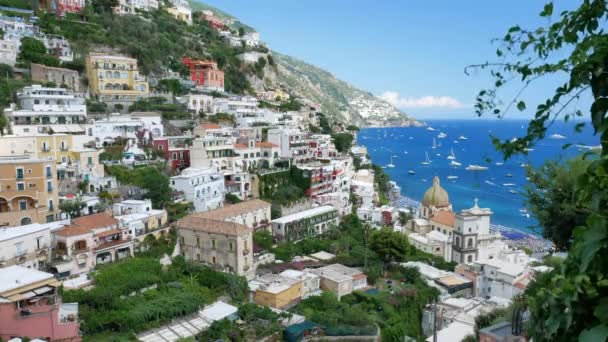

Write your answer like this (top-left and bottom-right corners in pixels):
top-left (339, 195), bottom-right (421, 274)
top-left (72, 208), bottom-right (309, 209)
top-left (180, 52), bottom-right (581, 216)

top-left (550, 133), bottom-right (567, 140)
top-left (510, 137), bottom-right (518, 143)
top-left (485, 180), bottom-right (496, 186)
top-left (466, 164), bottom-right (489, 171)
top-left (447, 175), bottom-right (459, 180)
top-left (458, 135), bottom-right (468, 140)
top-left (447, 148), bottom-right (456, 160)
top-left (432, 138), bottom-right (437, 149)
top-left (521, 163), bottom-right (529, 168)
top-left (495, 162), bottom-right (504, 166)
top-left (436, 153), bottom-right (441, 157)
top-left (408, 170), bottom-right (415, 175)
top-left (506, 173), bottom-right (513, 177)
top-left (509, 189), bottom-right (518, 194)
top-left (524, 148), bottom-right (534, 152)
top-left (438, 132), bottom-right (447, 139)
top-left (421, 152), bottom-right (431, 165)
top-left (450, 160), bottom-right (461, 167)
top-left (503, 183), bottom-right (516, 187)
top-left (386, 155), bottom-right (395, 168)
top-left (427, 126), bottom-right (435, 131)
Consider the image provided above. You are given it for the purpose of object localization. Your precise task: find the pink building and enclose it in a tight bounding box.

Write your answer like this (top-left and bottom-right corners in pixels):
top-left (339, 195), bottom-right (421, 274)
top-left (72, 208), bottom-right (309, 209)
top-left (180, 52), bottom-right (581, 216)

top-left (50, 213), bottom-right (133, 277)
top-left (0, 266), bottom-right (80, 341)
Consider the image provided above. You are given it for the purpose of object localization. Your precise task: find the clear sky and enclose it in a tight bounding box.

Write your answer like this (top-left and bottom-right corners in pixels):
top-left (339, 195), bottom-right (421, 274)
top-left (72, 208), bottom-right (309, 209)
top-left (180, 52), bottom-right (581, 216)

top-left (199, 0), bottom-right (585, 119)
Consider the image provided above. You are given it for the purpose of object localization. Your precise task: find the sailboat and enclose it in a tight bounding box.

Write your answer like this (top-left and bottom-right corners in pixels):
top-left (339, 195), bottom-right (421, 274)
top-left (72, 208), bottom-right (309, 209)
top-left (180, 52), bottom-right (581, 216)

top-left (421, 152), bottom-right (431, 165)
top-left (431, 138), bottom-right (437, 149)
top-left (447, 148), bottom-right (456, 160)
top-left (386, 155), bottom-right (395, 168)
top-left (427, 126), bottom-right (435, 131)
top-left (450, 160), bottom-right (461, 167)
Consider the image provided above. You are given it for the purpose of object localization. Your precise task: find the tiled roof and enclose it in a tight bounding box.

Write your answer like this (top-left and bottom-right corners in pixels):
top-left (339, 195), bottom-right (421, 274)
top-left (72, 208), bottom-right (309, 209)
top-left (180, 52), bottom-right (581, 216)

top-left (72, 213), bottom-right (118, 230)
top-left (96, 229), bottom-right (122, 238)
top-left (54, 225), bottom-right (91, 237)
top-left (430, 210), bottom-right (455, 227)
top-left (234, 143), bottom-right (247, 149)
top-left (255, 142), bottom-right (278, 148)
top-left (198, 123), bottom-right (221, 130)
top-left (192, 199), bottom-right (271, 221)
top-left (177, 217), bottom-right (251, 236)
top-left (55, 213), bottom-right (118, 237)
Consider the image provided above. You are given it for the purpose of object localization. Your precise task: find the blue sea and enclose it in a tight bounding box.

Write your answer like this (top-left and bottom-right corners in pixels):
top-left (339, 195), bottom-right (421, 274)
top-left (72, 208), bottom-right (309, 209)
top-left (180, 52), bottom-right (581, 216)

top-left (360, 119), bottom-right (598, 235)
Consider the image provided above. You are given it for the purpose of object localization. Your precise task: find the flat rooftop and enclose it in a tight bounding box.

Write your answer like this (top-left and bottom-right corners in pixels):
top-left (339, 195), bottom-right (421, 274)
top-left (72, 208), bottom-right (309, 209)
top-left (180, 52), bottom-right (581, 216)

top-left (0, 266), bottom-right (54, 294)
top-left (272, 205), bottom-right (336, 224)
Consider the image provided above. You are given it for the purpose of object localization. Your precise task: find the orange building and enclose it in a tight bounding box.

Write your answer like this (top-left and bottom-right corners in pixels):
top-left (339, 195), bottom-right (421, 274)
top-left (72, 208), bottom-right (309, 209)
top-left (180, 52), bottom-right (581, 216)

top-left (181, 57), bottom-right (225, 91)
top-left (0, 156), bottom-right (59, 227)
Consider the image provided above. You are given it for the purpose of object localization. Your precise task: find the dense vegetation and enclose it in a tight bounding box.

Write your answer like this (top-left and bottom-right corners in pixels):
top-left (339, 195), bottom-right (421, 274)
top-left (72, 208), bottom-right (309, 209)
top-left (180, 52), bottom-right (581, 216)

top-left (62, 250), bottom-right (248, 339)
top-left (295, 265), bottom-right (440, 341)
top-left (330, 132), bottom-right (354, 153)
top-left (471, 1), bottom-right (608, 340)
top-left (106, 165), bottom-right (171, 208)
top-left (36, 4), bottom-right (253, 93)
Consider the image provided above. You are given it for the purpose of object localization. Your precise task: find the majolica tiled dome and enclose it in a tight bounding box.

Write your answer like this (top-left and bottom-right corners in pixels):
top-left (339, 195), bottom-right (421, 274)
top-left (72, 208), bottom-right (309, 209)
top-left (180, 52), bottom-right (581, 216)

top-left (422, 176), bottom-right (450, 207)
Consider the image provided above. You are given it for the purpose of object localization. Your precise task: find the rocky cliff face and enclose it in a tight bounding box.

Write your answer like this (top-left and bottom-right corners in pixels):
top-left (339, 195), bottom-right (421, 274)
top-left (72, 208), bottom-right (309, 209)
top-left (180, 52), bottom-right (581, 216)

top-left (272, 52), bottom-right (417, 127)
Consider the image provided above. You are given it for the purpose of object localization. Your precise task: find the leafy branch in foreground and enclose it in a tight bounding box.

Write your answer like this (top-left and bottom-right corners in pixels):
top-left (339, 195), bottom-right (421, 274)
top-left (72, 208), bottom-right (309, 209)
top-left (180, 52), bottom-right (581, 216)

top-left (470, 1), bottom-right (608, 341)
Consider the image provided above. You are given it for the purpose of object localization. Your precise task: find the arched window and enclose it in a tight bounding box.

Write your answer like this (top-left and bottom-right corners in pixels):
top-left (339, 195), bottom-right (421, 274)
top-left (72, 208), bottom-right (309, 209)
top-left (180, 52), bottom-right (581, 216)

top-left (455, 236), bottom-right (460, 247)
top-left (467, 238), bottom-right (473, 248)
top-left (140, 84), bottom-right (146, 92)
top-left (256, 152), bottom-right (261, 157)
top-left (467, 255), bottom-right (473, 263)
top-left (20, 217), bottom-right (32, 225)
top-left (244, 153), bottom-right (248, 159)
top-left (105, 71), bottom-right (112, 79)
top-left (273, 152), bottom-right (278, 158)
top-left (105, 83), bottom-right (112, 90)
top-left (113, 71), bottom-right (120, 79)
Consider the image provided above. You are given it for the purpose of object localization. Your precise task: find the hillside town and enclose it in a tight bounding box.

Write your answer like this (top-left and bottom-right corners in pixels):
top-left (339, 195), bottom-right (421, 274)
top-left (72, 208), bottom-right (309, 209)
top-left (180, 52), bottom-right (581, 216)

top-left (0, 2), bottom-right (563, 342)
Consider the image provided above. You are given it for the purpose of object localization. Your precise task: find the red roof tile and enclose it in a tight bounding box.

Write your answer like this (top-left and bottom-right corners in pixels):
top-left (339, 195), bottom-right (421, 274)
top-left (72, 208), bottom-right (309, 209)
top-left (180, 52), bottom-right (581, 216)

top-left (430, 211), bottom-right (455, 227)
top-left (198, 123), bottom-right (221, 130)
top-left (256, 142), bottom-right (278, 148)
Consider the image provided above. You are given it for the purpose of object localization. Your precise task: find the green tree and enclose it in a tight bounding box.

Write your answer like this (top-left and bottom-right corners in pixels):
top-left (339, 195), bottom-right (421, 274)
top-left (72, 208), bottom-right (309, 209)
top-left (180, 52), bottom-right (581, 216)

top-left (59, 200), bottom-right (87, 218)
top-left (471, 1), bottom-right (608, 340)
top-left (331, 132), bottom-right (354, 153)
top-left (238, 27), bottom-right (245, 37)
top-left (525, 157), bottom-right (593, 250)
top-left (253, 230), bottom-right (273, 251)
top-left (17, 37), bottom-right (59, 67)
top-left (225, 193), bottom-right (242, 204)
top-left (369, 228), bottom-right (409, 265)
top-left (0, 114), bottom-right (7, 136)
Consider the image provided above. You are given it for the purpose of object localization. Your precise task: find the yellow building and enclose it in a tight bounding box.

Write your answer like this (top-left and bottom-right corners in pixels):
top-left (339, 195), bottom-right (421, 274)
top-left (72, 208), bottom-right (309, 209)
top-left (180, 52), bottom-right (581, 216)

top-left (85, 53), bottom-right (149, 104)
top-left (0, 135), bottom-right (102, 172)
top-left (0, 155), bottom-right (60, 227)
top-left (250, 274), bottom-right (302, 309)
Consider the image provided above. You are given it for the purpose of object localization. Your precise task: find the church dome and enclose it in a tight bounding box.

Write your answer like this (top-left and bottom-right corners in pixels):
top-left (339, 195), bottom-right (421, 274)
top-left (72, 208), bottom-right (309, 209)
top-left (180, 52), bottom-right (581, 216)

top-left (422, 176), bottom-right (450, 207)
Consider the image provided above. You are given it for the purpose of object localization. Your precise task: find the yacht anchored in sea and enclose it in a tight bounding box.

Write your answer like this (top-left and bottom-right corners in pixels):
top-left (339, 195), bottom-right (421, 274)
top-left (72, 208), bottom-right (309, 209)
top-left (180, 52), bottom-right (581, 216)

top-left (447, 148), bottom-right (456, 160)
top-left (432, 138), bottom-right (437, 149)
top-left (386, 155), bottom-right (395, 168)
top-left (437, 132), bottom-right (447, 139)
top-left (450, 160), bottom-right (461, 167)
top-left (458, 135), bottom-right (468, 140)
top-left (421, 152), bottom-right (431, 165)
top-left (466, 164), bottom-right (489, 171)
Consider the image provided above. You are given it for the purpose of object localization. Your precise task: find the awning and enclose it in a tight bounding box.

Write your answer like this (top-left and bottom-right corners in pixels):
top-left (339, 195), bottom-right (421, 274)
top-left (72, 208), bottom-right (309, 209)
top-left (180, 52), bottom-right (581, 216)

top-left (33, 286), bottom-right (53, 295)
top-left (53, 262), bottom-right (72, 274)
top-left (7, 291), bottom-right (36, 301)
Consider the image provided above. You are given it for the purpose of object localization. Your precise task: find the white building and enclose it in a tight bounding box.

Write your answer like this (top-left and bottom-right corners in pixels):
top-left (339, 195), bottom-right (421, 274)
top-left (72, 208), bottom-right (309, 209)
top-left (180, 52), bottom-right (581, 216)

top-left (5, 85), bottom-right (87, 136)
top-left (0, 221), bottom-right (65, 270)
top-left (113, 199), bottom-right (168, 240)
top-left (267, 128), bottom-right (311, 163)
top-left (0, 16), bottom-right (38, 48)
top-left (213, 95), bottom-right (258, 116)
top-left (190, 135), bottom-right (243, 175)
top-left (170, 167), bottom-right (225, 213)
top-left (451, 199), bottom-right (501, 264)
top-left (271, 205), bottom-right (339, 242)
top-left (279, 269), bottom-right (322, 299)
top-left (42, 35), bottom-right (73, 62)
top-left (113, 0), bottom-right (158, 15)
top-left (87, 116), bottom-right (142, 147)
top-left (311, 263), bottom-right (367, 299)
top-left (408, 230), bottom-right (451, 261)
top-left (185, 93), bottom-right (214, 114)
top-left (237, 51), bottom-right (266, 64)
top-left (0, 39), bottom-right (17, 66)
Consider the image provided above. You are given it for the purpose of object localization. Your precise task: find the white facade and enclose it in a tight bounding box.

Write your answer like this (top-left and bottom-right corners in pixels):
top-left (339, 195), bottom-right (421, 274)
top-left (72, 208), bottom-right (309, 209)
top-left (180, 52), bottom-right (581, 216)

top-left (114, 0), bottom-right (158, 15)
top-left (170, 167), bottom-right (225, 212)
top-left (0, 39), bottom-right (17, 66)
top-left (87, 115), bottom-right (143, 147)
top-left (42, 35), bottom-right (73, 62)
top-left (267, 128), bottom-right (311, 162)
top-left (213, 95), bottom-right (258, 116)
top-left (4, 85), bottom-right (87, 136)
top-left (186, 93), bottom-right (214, 114)
top-left (0, 222), bottom-right (61, 270)
top-left (190, 136), bottom-right (243, 175)
top-left (0, 16), bottom-right (38, 48)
